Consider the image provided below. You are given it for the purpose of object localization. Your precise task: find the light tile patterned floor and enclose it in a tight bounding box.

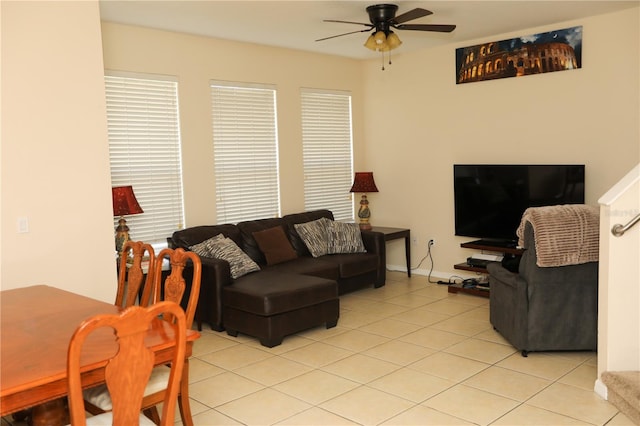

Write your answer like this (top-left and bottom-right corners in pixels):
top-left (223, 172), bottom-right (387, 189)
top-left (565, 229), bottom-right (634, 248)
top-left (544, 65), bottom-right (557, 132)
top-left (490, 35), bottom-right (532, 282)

top-left (180, 271), bottom-right (632, 425)
top-left (2, 272), bottom-right (634, 426)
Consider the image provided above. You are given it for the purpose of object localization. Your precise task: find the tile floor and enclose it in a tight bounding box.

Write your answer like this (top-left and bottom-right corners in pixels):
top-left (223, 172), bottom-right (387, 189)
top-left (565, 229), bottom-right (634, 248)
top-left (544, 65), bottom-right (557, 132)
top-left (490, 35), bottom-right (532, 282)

top-left (3, 271), bottom-right (634, 426)
top-left (181, 271), bottom-right (632, 425)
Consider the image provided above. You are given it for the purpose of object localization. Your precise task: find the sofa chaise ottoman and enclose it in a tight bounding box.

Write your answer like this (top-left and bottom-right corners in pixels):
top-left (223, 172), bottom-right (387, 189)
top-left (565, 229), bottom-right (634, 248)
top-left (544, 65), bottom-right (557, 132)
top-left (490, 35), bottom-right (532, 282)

top-left (222, 271), bottom-right (339, 347)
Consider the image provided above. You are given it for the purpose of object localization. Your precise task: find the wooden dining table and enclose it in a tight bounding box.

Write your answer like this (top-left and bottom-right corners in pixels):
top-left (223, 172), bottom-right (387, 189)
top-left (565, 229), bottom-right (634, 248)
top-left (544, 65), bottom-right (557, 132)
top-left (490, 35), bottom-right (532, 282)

top-left (0, 285), bottom-right (200, 423)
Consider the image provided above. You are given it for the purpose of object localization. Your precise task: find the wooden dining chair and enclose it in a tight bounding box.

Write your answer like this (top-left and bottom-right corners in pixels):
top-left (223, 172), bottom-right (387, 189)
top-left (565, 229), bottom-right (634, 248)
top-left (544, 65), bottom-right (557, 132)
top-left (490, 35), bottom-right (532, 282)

top-left (115, 240), bottom-right (156, 308)
top-left (142, 247), bottom-right (202, 425)
top-left (84, 247), bottom-right (202, 425)
top-left (67, 301), bottom-right (186, 426)
top-left (150, 247), bottom-right (202, 328)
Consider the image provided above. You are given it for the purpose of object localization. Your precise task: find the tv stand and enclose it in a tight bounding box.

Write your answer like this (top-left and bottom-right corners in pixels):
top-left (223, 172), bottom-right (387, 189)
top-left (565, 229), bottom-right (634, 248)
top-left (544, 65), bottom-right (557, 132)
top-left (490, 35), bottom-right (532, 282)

top-left (451, 240), bottom-right (524, 297)
top-left (459, 240), bottom-right (523, 255)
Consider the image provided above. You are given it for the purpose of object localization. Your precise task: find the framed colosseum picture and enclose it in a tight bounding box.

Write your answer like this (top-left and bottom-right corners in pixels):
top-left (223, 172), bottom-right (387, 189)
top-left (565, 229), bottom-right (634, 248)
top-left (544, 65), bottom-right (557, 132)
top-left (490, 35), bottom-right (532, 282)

top-left (456, 26), bottom-right (583, 84)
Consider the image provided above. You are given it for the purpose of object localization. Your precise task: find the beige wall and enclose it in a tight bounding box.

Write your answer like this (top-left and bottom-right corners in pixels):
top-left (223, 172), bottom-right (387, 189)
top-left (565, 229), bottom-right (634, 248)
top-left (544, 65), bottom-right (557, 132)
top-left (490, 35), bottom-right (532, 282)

top-left (1, 1), bottom-right (116, 301)
top-left (101, 22), bottom-right (365, 226)
top-left (2, 4), bottom-right (638, 300)
top-left (362, 8), bottom-right (639, 277)
top-left (103, 8), bottom-right (639, 280)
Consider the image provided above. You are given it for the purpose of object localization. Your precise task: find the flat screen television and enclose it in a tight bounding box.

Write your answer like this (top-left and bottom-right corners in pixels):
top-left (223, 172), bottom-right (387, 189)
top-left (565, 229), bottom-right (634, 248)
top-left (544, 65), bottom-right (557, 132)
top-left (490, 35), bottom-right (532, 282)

top-left (454, 164), bottom-right (585, 246)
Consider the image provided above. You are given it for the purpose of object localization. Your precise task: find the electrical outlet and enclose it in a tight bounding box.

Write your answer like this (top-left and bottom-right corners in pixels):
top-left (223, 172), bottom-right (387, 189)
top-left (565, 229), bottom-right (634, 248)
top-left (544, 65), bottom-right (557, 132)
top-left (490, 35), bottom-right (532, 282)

top-left (18, 217), bottom-right (29, 233)
top-left (428, 238), bottom-right (436, 247)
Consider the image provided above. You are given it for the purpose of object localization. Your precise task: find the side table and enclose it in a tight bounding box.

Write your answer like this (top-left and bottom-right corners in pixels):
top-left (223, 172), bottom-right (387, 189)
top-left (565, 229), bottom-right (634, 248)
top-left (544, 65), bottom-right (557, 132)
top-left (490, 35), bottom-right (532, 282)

top-left (370, 226), bottom-right (411, 277)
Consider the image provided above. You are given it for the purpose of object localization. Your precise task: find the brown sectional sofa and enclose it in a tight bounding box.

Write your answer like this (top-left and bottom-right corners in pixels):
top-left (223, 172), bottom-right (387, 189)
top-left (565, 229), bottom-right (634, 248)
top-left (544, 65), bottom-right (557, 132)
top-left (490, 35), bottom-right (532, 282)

top-left (170, 209), bottom-right (386, 346)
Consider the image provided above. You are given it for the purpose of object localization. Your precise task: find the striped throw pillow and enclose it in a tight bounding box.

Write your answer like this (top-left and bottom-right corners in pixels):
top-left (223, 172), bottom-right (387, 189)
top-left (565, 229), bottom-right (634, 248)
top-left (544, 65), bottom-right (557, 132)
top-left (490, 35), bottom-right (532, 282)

top-left (294, 217), bottom-right (331, 257)
top-left (328, 221), bottom-right (366, 254)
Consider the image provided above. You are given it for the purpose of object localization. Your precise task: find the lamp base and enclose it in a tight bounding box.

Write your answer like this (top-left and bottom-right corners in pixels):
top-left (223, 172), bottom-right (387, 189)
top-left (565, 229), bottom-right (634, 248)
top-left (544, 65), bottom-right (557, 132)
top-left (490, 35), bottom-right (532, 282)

top-left (115, 217), bottom-right (130, 254)
top-left (358, 222), bottom-right (372, 231)
top-left (357, 194), bottom-right (372, 231)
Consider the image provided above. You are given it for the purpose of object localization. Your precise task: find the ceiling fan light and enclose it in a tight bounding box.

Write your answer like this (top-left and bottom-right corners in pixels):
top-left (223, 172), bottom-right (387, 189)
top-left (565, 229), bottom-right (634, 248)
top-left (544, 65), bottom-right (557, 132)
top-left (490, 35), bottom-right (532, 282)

top-left (364, 34), bottom-right (378, 51)
top-left (386, 32), bottom-right (402, 50)
top-left (374, 31), bottom-right (387, 45)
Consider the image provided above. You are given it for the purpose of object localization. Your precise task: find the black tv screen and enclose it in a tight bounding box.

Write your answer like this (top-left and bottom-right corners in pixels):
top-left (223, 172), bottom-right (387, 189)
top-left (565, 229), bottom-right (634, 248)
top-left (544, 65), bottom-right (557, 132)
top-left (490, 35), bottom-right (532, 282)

top-left (454, 164), bottom-right (585, 244)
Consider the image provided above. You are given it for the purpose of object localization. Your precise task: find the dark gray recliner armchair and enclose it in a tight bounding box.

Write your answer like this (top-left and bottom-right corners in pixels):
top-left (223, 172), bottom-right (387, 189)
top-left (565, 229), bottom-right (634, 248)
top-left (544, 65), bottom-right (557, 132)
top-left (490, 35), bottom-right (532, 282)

top-left (488, 210), bottom-right (599, 357)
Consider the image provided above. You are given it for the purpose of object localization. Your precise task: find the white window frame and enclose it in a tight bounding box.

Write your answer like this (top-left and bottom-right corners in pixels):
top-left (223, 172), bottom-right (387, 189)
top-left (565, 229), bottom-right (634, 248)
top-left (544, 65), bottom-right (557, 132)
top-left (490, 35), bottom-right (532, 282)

top-left (105, 72), bottom-right (185, 246)
top-left (301, 88), bottom-right (355, 221)
top-left (210, 81), bottom-right (281, 224)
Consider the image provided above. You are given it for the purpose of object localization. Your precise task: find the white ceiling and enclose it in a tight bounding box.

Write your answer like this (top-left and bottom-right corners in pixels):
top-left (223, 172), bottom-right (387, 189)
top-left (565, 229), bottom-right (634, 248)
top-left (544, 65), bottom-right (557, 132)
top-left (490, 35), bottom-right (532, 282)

top-left (99, 1), bottom-right (638, 59)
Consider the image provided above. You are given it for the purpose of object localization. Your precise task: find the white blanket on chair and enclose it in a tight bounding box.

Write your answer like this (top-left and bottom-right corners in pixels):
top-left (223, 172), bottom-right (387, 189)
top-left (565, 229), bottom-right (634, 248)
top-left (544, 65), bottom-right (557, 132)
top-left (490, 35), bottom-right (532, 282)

top-left (517, 204), bottom-right (599, 267)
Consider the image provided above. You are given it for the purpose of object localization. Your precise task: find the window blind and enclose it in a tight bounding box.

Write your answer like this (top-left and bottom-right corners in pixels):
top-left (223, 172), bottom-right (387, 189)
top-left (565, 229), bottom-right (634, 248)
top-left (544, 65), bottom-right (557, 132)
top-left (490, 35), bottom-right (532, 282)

top-left (301, 89), bottom-right (354, 221)
top-left (105, 74), bottom-right (185, 245)
top-left (211, 82), bottom-right (280, 224)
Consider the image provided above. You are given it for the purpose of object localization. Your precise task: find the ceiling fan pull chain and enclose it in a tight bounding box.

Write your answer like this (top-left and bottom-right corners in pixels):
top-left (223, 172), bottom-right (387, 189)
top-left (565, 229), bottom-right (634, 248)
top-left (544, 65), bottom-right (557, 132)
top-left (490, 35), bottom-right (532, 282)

top-left (381, 52), bottom-right (385, 71)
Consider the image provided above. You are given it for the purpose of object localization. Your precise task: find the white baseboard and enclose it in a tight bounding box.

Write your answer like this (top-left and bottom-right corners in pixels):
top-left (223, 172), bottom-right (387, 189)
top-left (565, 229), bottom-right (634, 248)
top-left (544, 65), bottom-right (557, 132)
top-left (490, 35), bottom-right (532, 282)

top-left (594, 378), bottom-right (608, 400)
top-left (385, 264), bottom-right (477, 280)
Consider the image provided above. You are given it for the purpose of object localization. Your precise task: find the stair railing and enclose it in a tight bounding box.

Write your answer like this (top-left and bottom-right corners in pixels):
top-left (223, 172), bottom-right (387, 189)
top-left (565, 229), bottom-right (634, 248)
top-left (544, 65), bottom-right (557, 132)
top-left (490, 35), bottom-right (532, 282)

top-left (611, 212), bottom-right (640, 237)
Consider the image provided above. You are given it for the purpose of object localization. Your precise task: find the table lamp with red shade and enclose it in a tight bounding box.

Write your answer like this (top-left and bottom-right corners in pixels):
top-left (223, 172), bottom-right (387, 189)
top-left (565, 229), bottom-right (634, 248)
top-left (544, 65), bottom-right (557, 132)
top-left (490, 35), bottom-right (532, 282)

top-left (112, 186), bottom-right (143, 253)
top-left (349, 172), bottom-right (379, 230)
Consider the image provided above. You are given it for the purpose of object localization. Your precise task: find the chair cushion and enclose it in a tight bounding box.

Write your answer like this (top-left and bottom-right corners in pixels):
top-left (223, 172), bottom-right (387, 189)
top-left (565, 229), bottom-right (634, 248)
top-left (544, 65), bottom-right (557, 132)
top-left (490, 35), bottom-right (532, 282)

top-left (252, 226), bottom-right (298, 265)
top-left (294, 217), bottom-right (331, 257)
top-left (81, 412), bottom-right (156, 425)
top-left (83, 365), bottom-right (171, 411)
top-left (83, 384), bottom-right (112, 411)
top-left (327, 221), bottom-right (366, 254)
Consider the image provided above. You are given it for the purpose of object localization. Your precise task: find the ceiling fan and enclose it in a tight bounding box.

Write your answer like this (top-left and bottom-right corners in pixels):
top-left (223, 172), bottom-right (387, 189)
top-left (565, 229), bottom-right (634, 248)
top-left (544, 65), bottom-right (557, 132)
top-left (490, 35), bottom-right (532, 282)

top-left (317, 4), bottom-right (456, 69)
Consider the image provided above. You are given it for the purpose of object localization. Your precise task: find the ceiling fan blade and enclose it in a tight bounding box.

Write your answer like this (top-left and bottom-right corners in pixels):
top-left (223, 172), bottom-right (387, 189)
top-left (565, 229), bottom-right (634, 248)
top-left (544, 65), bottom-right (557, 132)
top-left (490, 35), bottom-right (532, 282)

top-left (396, 24), bottom-right (457, 33)
top-left (323, 19), bottom-right (372, 27)
top-left (315, 28), bottom-right (371, 42)
top-left (392, 8), bottom-right (433, 24)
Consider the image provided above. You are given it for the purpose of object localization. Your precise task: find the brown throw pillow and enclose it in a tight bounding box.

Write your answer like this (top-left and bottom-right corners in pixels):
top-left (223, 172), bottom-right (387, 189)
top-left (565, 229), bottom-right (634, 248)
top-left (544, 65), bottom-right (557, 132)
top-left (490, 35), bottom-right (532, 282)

top-left (252, 226), bottom-right (298, 265)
